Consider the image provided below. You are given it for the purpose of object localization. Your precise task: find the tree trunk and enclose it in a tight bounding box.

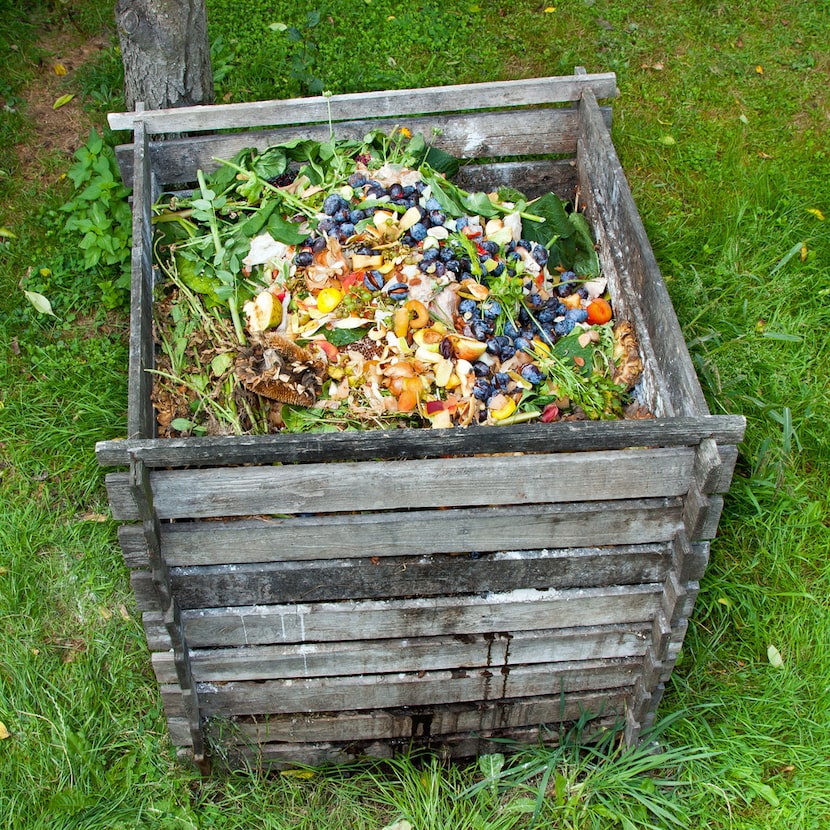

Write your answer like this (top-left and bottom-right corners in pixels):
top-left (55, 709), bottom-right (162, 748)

top-left (115, 0), bottom-right (214, 111)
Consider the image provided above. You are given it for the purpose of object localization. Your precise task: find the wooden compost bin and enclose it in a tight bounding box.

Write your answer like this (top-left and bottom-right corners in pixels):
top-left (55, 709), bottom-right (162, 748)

top-left (96, 71), bottom-right (745, 770)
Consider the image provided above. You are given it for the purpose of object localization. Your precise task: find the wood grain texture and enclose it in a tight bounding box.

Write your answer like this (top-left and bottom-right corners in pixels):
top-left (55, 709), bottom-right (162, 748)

top-left (148, 498), bottom-right (683, 567)
top-left (95, 415), bottom-right (746, 468)
top-left (104, 446), bottom-right (695, 520)
top-left (180, 583), bottom-right (663, 648)
top-left (577, 90), bottom-right (709, 417)
top-left (115, 109), bottom-right (605, 190)
top-left (127, 121), bottom-right (157, 439)
top-left (166, 544), bottom-right (672, 607)
top-left (108, 73), bottom-right (618, 133)
top-left (182, 690), bottom-right (625, 750)
top-left (194, 656), bottom-right (641, 716)
top-left (150, 622), bottom-right (653, 684)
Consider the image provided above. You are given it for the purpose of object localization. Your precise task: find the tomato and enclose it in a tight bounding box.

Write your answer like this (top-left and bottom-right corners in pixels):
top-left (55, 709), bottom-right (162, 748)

top-left (587, 297), bottom-right (613, 325)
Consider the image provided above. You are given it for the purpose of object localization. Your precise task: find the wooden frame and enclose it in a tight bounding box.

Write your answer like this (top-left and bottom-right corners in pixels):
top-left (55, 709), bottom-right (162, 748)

top-left (97, 71), bottom-right (744, 770)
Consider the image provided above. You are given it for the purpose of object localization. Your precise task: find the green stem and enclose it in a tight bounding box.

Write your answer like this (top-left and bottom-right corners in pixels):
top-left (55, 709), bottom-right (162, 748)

top-left (211, 157), bottom-right (318, 218)
top-left (228, 295), bottom-right (246, 346)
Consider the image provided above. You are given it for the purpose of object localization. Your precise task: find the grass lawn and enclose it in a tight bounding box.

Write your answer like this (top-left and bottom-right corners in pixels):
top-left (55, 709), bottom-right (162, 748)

top-left (1, 1), bottom-right (828, 827)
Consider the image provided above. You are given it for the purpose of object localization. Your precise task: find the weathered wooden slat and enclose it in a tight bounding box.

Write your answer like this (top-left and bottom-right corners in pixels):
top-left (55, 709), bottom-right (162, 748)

top-left (130, 570), bottom-right (158, 611)
top-left (115, 109), bottom-right (605, 190)
top-left (150, 500), bottom-right (681, 567)
top-left (218, 716), bottom-right (623, 769)
top-left (108, 73), bottom-right (619, 134)
top-left (196, 656), bottom-right (640, 716)
top-left (150, 622), bottom-right (653, 684)
top-left (453, 160), bottom-right (577, 201)
top-left (181, 584), bottom-right (663, 648)
top-left (155, 499), bottom-right (681, 569)
top-left (194, 690), bottom-right (627, 747)
top-left (127, 120), bottom-right (157, 440)
top-left (578, 90), bottom-right (710, 417)
top-left (693, 437), bottom-right (725, 494)
top-left (95, 415), bottom-right (747, 468)
top-left (716, 445), bottom-right (739, 493)
top-left (104, 446), bottom-right (695, 521)
top-left (168, 544), bottom-right (671, 607)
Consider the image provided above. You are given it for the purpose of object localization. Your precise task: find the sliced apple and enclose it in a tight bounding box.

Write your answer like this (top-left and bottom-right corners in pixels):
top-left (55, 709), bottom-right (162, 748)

top-left (433, 358), bottom-right (454, 388)
top-left (450, 335), bottom-right (488, 362)
top-left (243, 290), bottom-right (282, 333)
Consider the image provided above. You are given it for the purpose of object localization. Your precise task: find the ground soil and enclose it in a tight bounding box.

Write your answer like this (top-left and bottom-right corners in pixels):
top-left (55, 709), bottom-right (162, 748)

top-left (17, 29), bottom-right (111, 174)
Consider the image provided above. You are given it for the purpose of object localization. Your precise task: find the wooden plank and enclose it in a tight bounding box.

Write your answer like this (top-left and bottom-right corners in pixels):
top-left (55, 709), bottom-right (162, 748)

top-left (95, 414), bottom-right (747, 468)
top-left (108, 73), bottom-right (619, 133)
top-left (134, 498), bottom-right (685, 567)
top-left (130, 570), bottom-right (159, 611)
top-left (195, 656), bottom-right (641, 716)
top-left (716, 445), bottom-right (739, 493)
top-left (149, 622), bottom-right (653, 684)
top-left (126, 119), bottom-right (157, 440)
top-left (142, 611), bottom-right (172, 651)
top-left (115, 108), bottom-right (605, 189)
top-left (579, 161), bottom-right (672, 418)
top-left (198, 690), bottom-right (627, 746)
top-left (168, 543), bottom-right (671, 607)
top-left (577, 90), bottom-right (709, 417)
top-left (683, 480), bottom-right (724, 541)
top-left (180, 583), bottom-right (663, 648)
top-left (226, 717), bottom-right (622, 769)
top-left (693, 437), bottom-right (724, 494)
top-left (453, 159), bottom-right (577, 201)
top-left (118, 523), bottom-right (148, 569)
top-left (104, 446), bottom-right (695, 521)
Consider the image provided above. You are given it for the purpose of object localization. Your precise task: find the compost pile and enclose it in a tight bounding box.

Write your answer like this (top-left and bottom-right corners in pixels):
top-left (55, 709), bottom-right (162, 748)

top-left (151, 128), bottom-right (647, 436)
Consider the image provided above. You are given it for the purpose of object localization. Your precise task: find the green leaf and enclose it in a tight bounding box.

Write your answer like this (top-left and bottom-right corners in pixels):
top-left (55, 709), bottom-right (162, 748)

top-left (52, 93), bottom-right (75, 110)
top-left (568, 211), bottom-right (600, 276)
top-left (211, 352), bottom-right (235, 376)
top-left (478, 753), bottom-right (505, 780)
top-left (461, 191), bottom-right (499, 218)
top-left (24, 290), bottom-right (57, 316)
top-left (522, 192), bottom-right (572, 246)
top-left (267, 212), bottom-right (309, 245)
top-left (322, 326), bottom-right (369, 346)
top-left (422, 145), bottom-right (460, 177)
top-left (552, 331), bottom-right (594, 376)
top-left (251, 146), bottom-right (289, 180)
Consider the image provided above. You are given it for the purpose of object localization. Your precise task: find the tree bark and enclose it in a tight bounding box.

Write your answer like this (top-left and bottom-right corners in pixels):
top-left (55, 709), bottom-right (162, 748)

top-left (115, 0), bottom-right (214, 111)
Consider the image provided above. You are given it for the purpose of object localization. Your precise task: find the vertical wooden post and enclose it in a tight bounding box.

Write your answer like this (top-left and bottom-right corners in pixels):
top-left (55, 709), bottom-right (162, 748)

top-left (129, 454), bottom-right (207, 768)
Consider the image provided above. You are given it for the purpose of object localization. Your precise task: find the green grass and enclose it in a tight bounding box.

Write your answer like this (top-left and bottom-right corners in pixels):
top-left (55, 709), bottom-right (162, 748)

top-left (1, 0), bottom-right (829, 827)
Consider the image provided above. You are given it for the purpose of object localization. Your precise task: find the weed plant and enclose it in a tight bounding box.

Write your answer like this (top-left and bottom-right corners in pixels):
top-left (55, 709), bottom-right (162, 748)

top-left (0, 0), bottom-right (828, 828)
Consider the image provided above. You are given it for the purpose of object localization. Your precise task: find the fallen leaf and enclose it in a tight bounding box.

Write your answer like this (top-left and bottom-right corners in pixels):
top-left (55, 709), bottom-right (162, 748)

top-left (0, 226), bottom-right (17, 239)
top-left (280, 769), bottom-right (315, 779)
top-left (381, 822), bottom-right (413, 830)
top-left (0, 721), bottom-right (10, 740)
top-left (53, 63), bottom-right (67, 76)
top-left (755, 65), bottom-right (764, 74)
top-left (52, 93), bottom-right (75, 110)
top-left (544, 6), bottom-right (556, 12)
top-left (119, 604), bottom-right (131, 620)
top-left (800, 244), bottom-right (808, 261)
top-left (659, 134), bottom-right (676, 146)
top-left (79, 512), bottom-right (109, 522)
top-left (24, 290), bottom-right (57, 316)
top-left (757, 151), bottom-right (773, 159)
top-left (806, 208), bottom-right (825, 221)
top-left (767, 644), bottom-right (784, 668)
top-left (739, 113), bottom-right (749, 124)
